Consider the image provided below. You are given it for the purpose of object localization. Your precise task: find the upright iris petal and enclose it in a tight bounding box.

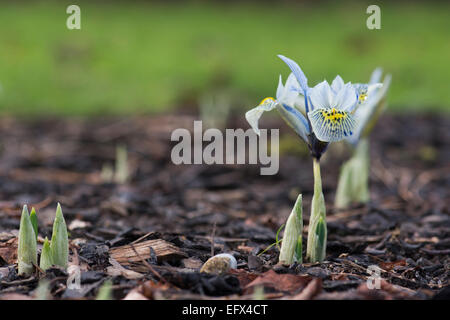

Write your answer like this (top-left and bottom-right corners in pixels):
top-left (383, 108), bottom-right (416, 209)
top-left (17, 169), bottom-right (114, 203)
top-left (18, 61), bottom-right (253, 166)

top-left (277, 55), bottom-right (309, 95)
top-left (307, 81), bottom-right (357, 142)
top-left (331, 75), bottom-right (345, 93)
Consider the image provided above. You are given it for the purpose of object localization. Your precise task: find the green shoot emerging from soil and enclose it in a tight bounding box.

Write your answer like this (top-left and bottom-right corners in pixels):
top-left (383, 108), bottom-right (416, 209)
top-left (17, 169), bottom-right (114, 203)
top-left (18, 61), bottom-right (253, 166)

top-left (18, 205), bottom-right (37, 276)
top-left (17, 203), bottom-right (69, 274)
top-left (50, 203), bottom-right (69, 269)
top-left (39, 237), bottom-right (53, 271)
top-left (279, 194), bottom-right (303, 265)
top-left (30, 207), bottom-right (38, 242)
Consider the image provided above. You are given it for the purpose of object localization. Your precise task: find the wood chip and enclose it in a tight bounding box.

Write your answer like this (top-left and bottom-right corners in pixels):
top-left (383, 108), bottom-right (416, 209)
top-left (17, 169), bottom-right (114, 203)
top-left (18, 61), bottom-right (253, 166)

top-left (109, 239), bottom-right (187, 266)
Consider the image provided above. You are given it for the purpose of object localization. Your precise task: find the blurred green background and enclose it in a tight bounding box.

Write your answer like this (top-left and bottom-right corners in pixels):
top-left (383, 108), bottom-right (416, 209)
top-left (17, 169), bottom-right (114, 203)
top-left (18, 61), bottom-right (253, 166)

top-left (0, 0), bottom-right (449, 116)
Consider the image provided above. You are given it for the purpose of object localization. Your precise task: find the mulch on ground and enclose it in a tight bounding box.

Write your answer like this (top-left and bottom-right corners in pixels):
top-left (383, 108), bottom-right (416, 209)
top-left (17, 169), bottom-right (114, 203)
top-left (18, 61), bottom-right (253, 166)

top-left (0, 113), bottom-right (448, 300)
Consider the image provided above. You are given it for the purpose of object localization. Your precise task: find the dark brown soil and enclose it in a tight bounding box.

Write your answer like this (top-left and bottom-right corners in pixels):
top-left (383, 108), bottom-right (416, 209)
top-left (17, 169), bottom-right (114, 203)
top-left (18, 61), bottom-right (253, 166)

top-left (0, 113), bottom-right (448, 300)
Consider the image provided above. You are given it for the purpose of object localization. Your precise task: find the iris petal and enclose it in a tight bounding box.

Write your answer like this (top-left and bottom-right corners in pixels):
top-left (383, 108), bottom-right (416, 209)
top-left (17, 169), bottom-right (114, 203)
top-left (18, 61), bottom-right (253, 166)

top-left (369, 68), bottom-right (383, 84)
top-left (308, 108), bottom-right (356, 142)
top-left (277, 103), bottom-right (310, 143)
top-left (331, 75), bottom-right (345, 93)
top-left (335, 83), bottom-right (357, 112)
top-left (245, 99), bottom-right (277, 136)
top-left (277, 73), bottom-right (306, 114)
top-left (277, 55), bottom-right (309, 94)
top-left (348, 74), bottom-right (391, 145)
top-left (309, 81), bottom-right (333, 110)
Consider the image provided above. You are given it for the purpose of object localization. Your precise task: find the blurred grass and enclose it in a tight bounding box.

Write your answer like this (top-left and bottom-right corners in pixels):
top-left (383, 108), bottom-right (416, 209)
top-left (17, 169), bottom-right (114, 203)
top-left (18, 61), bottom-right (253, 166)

top-left (0, 0), bottom-right (449, 116)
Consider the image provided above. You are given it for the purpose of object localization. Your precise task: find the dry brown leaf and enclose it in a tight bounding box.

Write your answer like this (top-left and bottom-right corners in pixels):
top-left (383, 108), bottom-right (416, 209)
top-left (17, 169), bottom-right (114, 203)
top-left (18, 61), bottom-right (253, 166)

top-left (229, 269), bottom-right (259, 288)
top-left (357, 279), bottom-right (417, 300)
top-left (244, 269), bottom-right (312, 295)
top-left (122, 288), bottom-right (148, 300)
top-left (291, 278), bottom-right (322, 300)
top-left (379, 259), bottom-right (407, 271)
top-left (0, 293), bottom-right (33, 300)
top-left (0, 237), bottom-right (18, 264)
top-left (141, 280), bottom-right (175, 299)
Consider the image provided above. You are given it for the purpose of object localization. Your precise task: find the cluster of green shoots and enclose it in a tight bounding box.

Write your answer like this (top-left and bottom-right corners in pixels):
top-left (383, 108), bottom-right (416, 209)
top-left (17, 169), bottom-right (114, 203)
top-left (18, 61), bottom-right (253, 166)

top-left (278, 163), bottom-right (327, 265)
top-left (18, 203), bottom-right (68, 276)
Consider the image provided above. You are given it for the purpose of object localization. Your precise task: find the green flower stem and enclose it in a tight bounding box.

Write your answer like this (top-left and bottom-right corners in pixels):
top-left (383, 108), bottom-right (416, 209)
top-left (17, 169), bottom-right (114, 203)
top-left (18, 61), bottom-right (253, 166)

top-left (18, 205), bottom-right (37, 276)
top-left (306, 158), bottom-right (327, 263)
top-left (279, 194), bottom-right (303, 265)
top-left (335, 138), bottom-right (370, 209)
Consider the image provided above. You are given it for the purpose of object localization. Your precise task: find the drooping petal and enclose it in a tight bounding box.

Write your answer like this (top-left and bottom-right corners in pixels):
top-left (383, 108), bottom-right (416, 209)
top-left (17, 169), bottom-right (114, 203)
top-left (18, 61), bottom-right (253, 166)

top-left (334, 82), bottom-right (358, 112)
top-left (277, 55), bottom-right (309, 94)
top-left (309, 81), bottom-right (334, 110)
top-left (331, 75), bottom-right (345, 93)
top-left (308, 108), bottom-right (356, 142)
top-left (245, 98), bottom-right (277, 136)
top-left (276, 103), bottom-right (310, 143)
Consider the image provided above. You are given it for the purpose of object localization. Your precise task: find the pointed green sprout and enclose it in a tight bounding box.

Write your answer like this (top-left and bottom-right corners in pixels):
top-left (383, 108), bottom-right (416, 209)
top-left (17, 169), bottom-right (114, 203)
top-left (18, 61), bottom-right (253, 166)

top-left (30, 207), bottom-right (38, 241)
top-left (50, 203), bottom-right (68, 269)
top-left (114, 144), bottom-right (129, 184)
top-left (279, 194), bottom-right (303, 265)
top-left (40, 237), bottom-right (53, 271)
top-left (306, 159), bottom-right (327, 263)
top-left (18, 205), bottom-right (37, 276)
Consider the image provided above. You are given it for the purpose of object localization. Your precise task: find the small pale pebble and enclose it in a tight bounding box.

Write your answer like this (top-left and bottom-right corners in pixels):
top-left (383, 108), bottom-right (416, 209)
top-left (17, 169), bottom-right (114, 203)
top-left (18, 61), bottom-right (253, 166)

top-left (200, 253), bottom-right (237, 275)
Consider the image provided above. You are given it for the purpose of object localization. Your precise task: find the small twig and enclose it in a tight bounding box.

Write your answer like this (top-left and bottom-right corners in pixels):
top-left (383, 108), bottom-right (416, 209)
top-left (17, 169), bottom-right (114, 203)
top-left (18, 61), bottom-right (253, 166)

top-left (0, 276), bottom-right (37, 287)
top-left (33, 262), bottom-right (45, 276)
top-left (31, 197), bottom-right (53, 211)
top-left (70, 245), bottom-right (79, 266)
top-left (130, 244), bottom-right (167, 284)
top-left (210, 221), bottom-right (217, 257)
top-left (130, 232), bottom-right (155, 245)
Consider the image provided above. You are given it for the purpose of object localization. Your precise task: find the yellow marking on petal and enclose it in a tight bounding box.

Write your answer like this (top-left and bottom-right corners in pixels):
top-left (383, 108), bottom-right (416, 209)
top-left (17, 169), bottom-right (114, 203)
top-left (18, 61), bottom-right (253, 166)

top-left (259, 97), bottom-right (275, 105)
top-left (320, 108), bottom-right (347, 123)
top-left (358, 93), bottom-right (368, 103)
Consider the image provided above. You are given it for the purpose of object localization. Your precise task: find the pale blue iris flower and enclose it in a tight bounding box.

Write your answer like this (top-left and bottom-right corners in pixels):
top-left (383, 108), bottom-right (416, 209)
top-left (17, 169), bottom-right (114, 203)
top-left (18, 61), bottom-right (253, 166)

top-left (246, 55), bottom-right (363, 158)
top-left (346, 69), bottom-right (392, 146)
